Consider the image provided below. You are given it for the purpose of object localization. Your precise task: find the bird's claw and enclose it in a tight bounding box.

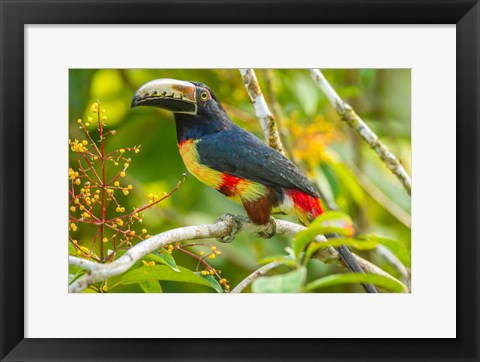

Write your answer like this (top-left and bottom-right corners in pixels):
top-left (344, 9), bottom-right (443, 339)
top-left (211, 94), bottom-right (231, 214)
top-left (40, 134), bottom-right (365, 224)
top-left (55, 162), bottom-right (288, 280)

top-left (256, 217), bottom-right (277, 239)
top-left (215, 213), bottom-right (246, 243)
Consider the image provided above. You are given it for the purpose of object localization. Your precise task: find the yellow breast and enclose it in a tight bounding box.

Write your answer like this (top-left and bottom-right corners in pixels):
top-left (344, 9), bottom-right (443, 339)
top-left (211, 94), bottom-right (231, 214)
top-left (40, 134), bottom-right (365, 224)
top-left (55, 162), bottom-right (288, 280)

top-left (177, 139), bottom-right (267, 203)
top-left (178, 139), bottom-right (224, 190)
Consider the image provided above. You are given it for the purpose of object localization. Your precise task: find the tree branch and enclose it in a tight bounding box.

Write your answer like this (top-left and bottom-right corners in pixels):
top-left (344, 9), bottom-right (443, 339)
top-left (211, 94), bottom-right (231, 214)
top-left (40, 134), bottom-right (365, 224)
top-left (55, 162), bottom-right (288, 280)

top-left (230, 261), bottom-right (283, 293)
top-left (239, 69), bottom-right (286, 155)
top-left (69, 215), bottom-right (404, 293)
top-left (308, 69), bottom-right (412, 195)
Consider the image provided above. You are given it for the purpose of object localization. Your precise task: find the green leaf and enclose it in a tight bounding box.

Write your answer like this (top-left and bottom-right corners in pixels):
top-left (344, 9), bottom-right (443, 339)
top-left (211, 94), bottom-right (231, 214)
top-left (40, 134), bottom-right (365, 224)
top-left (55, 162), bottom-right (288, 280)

top-left (357, 234), bottom-right (411, 267)
top-left (139, 280), bottom-right (163, 293)
top-left (257, 255), bottom-right (295, 268)
top-left (144, 249), bottom-right (180, 272)
top-left (293, 211), bottom-right (354, 259)
top-left (329, 161), bottom-right (366, 206)
top-left (252, 267), bottom-right (306, 293)
top-left (195, 273), bottom-right (224, 293)
top-left (112, 265), bottom-right (216, 291)
top-left (304, 273), bottom-right (408, 293)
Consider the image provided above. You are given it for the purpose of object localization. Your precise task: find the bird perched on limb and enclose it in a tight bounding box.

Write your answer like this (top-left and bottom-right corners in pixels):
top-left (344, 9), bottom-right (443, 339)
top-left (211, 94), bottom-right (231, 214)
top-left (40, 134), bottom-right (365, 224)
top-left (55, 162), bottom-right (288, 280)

top-left (131, 78), bottom-right (378, 293)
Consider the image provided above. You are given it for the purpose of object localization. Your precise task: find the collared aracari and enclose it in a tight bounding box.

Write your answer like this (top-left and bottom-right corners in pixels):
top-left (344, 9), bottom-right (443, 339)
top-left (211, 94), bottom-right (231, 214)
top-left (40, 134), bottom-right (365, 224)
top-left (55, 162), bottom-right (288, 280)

top-left (131, 78), bottom-right (378, 293)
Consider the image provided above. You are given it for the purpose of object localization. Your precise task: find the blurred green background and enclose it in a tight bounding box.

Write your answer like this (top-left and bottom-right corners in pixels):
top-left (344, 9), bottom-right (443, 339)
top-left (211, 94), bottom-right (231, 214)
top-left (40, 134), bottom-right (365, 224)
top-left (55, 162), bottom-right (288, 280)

top-left (69, 69), bottom-right (411, 293)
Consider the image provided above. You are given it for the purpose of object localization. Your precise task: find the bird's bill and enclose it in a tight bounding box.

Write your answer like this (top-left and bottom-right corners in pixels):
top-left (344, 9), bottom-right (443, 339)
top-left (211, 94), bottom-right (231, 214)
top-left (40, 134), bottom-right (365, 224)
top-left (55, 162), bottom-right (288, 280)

top-left (131, 78), bottom-right (197, 114)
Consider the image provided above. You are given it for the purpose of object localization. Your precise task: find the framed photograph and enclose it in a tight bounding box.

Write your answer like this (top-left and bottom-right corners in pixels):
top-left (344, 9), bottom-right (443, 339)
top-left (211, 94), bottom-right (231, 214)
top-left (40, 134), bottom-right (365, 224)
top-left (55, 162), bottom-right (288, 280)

top-left (1, 0), bottom-right (478, 361)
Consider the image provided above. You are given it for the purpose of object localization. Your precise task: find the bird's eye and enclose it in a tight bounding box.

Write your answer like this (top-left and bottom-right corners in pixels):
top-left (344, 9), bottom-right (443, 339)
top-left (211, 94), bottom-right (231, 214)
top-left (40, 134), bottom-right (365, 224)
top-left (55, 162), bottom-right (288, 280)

top-left (200, 91), bottom-right (209, 101)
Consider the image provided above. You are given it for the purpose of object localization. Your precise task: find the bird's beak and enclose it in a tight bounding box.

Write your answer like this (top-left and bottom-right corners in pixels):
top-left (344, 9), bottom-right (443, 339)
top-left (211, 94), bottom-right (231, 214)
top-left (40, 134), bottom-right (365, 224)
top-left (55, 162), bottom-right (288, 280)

top-left (131, 78), bottom-right (197, 115)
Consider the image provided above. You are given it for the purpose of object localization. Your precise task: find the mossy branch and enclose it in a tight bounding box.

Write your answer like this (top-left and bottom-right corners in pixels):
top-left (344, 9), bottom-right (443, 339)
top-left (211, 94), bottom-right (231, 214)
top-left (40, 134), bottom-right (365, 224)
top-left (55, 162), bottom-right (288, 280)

top-left (239, 69), bottom-right (286, 155)
top-left (309, 69), bottom-right (412, 195)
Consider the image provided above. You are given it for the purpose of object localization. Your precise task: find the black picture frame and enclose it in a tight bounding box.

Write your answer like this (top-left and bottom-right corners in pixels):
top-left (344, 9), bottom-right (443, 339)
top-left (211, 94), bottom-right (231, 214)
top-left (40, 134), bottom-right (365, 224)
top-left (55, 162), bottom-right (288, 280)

top-left (1, 0), bottom-right (478, 361)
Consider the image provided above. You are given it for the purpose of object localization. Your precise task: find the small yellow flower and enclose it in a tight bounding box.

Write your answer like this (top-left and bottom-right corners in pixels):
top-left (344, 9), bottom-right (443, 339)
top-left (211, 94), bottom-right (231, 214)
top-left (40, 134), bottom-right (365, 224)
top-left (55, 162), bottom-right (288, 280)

top-left (215, 250), bottom-right (221, 256)
top-left (123, 190), bottom-right (129, 196)
top-left (198, 251), bottom-right (204, 256)
top-left (135, 148), bottom-right (140, 154)
top-left (208, 254), bottom-right (215, 260)
top-left (70, 223), bottom-right (77, 231)
top-left (209, 269), bottom-right (214, 275)
top-left (201, 270), bottom-right (208, 276)
top-left (116, 218), bottom-right (123, 226)
top-left (83, 212), bottom-right (90, 218)
top-left (77, 119), bottom-right (82, 124)
top-left (210, 246), bottom-right (217, 251)
top-left (93, 156), bottom-right (98, 160)
top-left (114, 181), bottom-right (120, 187)
top-left (72, 239), bottom-right (78, 245)
top-left (102, 237), bottom-right (108, 243)
top-left (141, 228), bottom-right (147, 234)
top-left (120, 207), bottom-right (125, 212)
top-left (74, 178), bottom-right (81, 185)
top-left (74, 198), bottom-right (79, 204)
top-left (70, 206), bottom-right (76, 212)
top-left (119, 149), bottom-right (125, 154)
top-left (130, 230), bottom-right (136, 236)
top-left (127, 185), bottom-right (133, 190)
top-left (88, 117), bottom-right (93, 122)
top-left (84, 122), bottom-right (90, 127)
top-left (116, 206), bottom-right (121, 212)
top-left (120, 171), bottom-right (126, 177)
top-left (90, 102), bottom-right (98, 113)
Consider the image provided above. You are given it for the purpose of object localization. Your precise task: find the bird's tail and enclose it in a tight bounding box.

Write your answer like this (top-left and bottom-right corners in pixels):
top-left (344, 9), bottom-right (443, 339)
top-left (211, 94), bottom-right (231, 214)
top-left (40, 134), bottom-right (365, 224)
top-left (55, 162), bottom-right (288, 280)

top-left (286, 189), bottom-right (378, 293)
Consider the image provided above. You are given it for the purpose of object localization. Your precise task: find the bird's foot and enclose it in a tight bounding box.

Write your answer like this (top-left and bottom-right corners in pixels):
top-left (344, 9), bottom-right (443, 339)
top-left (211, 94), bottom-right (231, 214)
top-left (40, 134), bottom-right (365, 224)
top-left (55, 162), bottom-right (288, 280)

top-left (215, 213), bottom-right (247, 243)
top-left (256, 217), bottom-right (277, 239)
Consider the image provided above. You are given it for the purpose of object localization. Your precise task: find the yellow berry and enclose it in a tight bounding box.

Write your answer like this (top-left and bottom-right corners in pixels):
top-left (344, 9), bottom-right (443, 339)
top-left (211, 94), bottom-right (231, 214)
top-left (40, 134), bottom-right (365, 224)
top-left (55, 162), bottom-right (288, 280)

top-left (120, 171), bottom-right (126, 177)
top-left (70, 223), bottom-right (77, 231)
top-left (209, 269), bottom-right (214, 275)
top-left (83, 212), bottom-right (90, 218)
top-left (135, 149), bottom-right (140, 154)
top-left (102, 237), bottom-right (108, 243)
top-left (123, 190), bottom-right (129, 196)
top-left (208, 254), bottom-right (215, 259)
top-left (127, 185), bottom-right (133, 190)
top-left (70, 206), bottom-right (76, 212)
top-left (74, 178), bottom-right (81, 185)
top-left (120, 207), bottom-right (125, 212)
top-left (77, 119), bottom-right (82, 124)
top-left (116, 206), bottom-right (121, 212)
top-left (141, 229), bottom-right (147, 234)
top-left (116, 218), bottom-right (123, 226)
top-left (119, 149), bottom-right (125, 154)
top-left (210, 246), bottom-right (217, 251)
top-left (114, 162), bottom-right (119, 166)
top-left (114, 181), bottom-right (120, 187)
top-left (215, 250), bottom-right (221, 255)
top-left (130, 230), bottom-right (136, 236)
top-left (74, 198), bottom-right (79, 204)
top-left (93, 156), bottom-right (98, 160)
top-left (84, 122), bottom-right (90, 127)
top-left (199, 251), bottom-right (204, 256)
top-left (201, 270), bottom-right (208, 276)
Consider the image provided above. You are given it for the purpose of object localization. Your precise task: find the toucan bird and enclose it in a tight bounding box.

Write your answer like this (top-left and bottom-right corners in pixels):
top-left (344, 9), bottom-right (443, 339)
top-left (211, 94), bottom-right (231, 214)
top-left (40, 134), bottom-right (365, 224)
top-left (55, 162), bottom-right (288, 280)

top-left (131, 78), bottom-right (378, 293)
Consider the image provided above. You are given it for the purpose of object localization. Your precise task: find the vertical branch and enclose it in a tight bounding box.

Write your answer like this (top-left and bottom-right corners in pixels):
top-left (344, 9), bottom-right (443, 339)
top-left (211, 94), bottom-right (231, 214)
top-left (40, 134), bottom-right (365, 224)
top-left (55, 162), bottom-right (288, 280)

top-left (97, 101), bottom-right (106, 261)
top-left (239, 69), bottom-right (286, 155)
top-left (308, 69), bottom-right (412, 195)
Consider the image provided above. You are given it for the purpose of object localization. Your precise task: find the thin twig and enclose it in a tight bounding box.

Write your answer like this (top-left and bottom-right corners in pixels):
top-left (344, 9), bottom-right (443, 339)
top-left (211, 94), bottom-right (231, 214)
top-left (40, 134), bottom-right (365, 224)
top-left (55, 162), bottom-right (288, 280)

top-left (308, 69), bottom-right (412, 195)
top-left (230, 261), bottom-right (283, 293)
top-left (239, 69), bottom-right (286, 155)
top-left (69, 215), bottom-right (404, 293)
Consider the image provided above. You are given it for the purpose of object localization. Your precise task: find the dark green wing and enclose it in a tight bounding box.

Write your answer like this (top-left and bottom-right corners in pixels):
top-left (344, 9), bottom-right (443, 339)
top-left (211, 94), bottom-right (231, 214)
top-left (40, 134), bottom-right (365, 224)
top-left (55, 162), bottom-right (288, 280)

top-left (197, 125), bottom-right (319, 197)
